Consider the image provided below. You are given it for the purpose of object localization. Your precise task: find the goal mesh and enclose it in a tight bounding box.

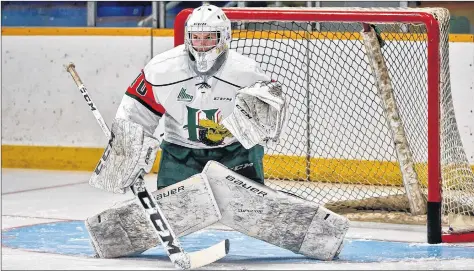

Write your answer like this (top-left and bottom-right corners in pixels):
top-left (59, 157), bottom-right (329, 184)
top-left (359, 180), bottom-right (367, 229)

top-left (228, 8), bottom-right (474, 233)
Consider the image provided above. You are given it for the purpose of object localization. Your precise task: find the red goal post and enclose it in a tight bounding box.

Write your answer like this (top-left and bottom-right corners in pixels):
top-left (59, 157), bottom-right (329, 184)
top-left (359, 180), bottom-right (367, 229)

top-left (173, 7), bottom-right (474, 244)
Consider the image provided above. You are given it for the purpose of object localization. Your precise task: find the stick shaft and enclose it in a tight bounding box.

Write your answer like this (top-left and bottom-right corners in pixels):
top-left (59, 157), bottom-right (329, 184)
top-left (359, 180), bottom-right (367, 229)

top-left (65, 63), bottom-right (111, 137)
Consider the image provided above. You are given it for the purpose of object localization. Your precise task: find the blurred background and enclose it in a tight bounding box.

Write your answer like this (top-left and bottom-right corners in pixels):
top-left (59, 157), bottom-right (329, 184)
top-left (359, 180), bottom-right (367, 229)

top-left (1, 1), bottom-right (473, 34)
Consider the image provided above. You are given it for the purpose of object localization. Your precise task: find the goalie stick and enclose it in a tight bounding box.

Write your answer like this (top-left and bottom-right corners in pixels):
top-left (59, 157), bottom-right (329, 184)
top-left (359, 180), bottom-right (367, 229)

top-left (65, 62), bottom-right (229, 269)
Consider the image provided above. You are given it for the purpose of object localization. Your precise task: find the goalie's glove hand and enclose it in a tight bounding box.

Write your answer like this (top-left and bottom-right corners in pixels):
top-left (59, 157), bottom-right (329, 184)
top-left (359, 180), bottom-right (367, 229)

top-left (222, 80), bottom-right (288, 149)
top-left (89, 118), bottom-right (160, 194)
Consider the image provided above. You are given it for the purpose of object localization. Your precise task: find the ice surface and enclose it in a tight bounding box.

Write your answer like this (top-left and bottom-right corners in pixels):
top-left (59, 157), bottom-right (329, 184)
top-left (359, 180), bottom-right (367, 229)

top-left (2, 169), bottom-right (474, 270)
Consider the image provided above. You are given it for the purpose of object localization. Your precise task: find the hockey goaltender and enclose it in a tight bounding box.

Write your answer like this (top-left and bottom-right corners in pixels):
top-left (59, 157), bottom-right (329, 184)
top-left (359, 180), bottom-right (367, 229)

top-left (83, 3), bottom-right (349, 264)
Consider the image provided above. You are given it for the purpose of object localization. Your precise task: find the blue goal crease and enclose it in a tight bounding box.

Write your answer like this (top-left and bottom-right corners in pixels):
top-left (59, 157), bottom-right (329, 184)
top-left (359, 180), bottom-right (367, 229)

top-left (2, 221), bottom-right (474, 263)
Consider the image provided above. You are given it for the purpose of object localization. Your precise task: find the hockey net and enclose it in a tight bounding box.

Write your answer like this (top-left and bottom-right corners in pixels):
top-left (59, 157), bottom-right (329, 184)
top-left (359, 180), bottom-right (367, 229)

top-left (175, 7), bottom-right (474, 243)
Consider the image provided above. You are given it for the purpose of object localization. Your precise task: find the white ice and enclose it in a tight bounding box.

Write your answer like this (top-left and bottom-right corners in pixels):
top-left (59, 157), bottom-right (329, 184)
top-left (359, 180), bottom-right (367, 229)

top-left (2, 168), bottom-right (474, 270)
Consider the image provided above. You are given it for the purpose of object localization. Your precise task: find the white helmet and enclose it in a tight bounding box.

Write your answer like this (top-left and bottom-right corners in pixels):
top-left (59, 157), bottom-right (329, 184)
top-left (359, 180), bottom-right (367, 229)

top-left (185, 4), bottom-right (231, 75)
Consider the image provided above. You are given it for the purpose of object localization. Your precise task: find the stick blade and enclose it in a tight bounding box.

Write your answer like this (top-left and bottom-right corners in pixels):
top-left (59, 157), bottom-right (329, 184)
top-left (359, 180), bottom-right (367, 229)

top-left (187, 239), bottom-right (229, 269)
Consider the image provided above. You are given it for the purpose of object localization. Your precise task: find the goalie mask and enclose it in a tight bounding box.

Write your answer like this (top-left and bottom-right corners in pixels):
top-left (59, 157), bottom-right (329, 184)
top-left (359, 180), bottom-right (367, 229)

top-left (185, 4), bottom-right (231, 76)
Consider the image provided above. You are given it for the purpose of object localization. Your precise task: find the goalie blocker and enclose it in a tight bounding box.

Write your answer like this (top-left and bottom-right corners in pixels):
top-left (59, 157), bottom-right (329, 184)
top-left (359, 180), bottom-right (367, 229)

top-left (87, 161), bottom-right (348, 260)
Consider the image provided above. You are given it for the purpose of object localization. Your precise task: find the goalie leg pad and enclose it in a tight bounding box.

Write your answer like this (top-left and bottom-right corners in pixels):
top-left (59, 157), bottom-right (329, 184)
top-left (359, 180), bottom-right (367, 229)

top-left (202, 160), bottom-right (349, 261)
top-left (299, 206), bottom-right (348, 260)
top-left (156, 173), bottom-right (222, 237)
top-left (85, 173), bottom-right (222, 258)
top-left (86, 197), bottom-right (159, 258)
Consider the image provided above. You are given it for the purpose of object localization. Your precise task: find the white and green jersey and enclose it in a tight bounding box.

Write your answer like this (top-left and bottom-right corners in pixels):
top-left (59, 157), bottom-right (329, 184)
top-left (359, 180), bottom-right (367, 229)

top-left (115, 44), bottom-right (270, 149)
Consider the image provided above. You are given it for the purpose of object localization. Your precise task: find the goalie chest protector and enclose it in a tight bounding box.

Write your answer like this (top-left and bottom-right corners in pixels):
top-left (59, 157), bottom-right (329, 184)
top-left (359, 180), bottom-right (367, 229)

top-left (142, 45), bottom-right (270, 148)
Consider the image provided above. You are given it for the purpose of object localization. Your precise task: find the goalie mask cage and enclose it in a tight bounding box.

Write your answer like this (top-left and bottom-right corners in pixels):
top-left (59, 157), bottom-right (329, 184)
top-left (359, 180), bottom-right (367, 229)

top-left (174, 7), bottom-right (474, 244)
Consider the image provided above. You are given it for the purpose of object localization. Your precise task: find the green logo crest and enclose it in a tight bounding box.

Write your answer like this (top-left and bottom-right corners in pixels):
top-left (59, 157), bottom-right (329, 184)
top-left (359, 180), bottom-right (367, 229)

top-left (184, 106), bottom-right (232, 146)
top-left (177, 87), bottom-right (193, 102)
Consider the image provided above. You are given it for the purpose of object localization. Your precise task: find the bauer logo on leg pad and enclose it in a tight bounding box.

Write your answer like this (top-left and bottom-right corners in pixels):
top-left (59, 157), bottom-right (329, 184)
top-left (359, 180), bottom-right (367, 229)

top-left (225, 175), bottom-right (267, 197)
top-left (155, 186), bottom-right (185, 201)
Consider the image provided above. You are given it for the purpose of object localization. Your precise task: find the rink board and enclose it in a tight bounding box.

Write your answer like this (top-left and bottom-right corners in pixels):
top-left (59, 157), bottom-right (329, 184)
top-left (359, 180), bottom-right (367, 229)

top-left (2, 28), bottom-right (474, 186)
top-left (3, 144), bottom-right (474, 186)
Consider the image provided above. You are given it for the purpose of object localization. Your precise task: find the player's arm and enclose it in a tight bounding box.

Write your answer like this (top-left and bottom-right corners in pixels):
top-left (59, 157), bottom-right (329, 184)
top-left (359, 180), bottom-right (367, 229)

top-left (115, 70), bottom-right (166, 137)
top-left (89, 71), bottom-right (165, 194)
